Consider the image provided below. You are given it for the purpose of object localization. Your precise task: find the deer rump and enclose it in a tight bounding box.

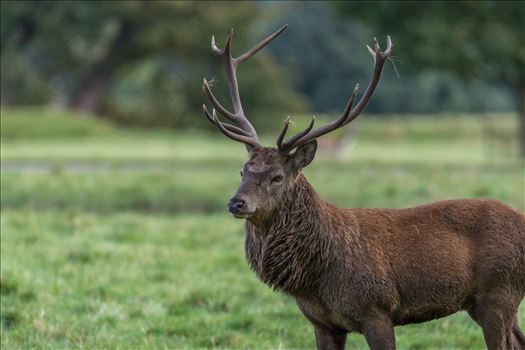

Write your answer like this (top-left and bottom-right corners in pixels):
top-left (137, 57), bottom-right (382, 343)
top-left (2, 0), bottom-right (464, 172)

top-left (202, 24), bottom-right (525, 350)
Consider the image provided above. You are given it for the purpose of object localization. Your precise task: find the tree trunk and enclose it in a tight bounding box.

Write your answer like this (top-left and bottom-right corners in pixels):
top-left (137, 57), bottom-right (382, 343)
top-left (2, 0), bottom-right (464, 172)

top-left (68, 20), bottom-right (133, 115)
top-left (0, 78), bottom-right (7, 106)
top-left (68, 65), bottom-right (111, 114)
top-left (520, 84), bottom-right (525, 158)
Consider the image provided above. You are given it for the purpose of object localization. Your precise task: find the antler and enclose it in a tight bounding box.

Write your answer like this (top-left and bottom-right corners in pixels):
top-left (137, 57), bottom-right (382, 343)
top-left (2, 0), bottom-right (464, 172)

top-left (202, 25), bottom-right (288, 149)
top-left (278, 36), bottom-right (393, 153)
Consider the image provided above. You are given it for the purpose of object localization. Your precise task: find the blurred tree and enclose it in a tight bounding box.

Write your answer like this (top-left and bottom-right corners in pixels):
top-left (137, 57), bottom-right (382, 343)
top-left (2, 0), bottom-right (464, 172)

top-left (264, 2), bottom-right (515, 116)
top-left (0, 1), bottom-right (307, 128)
top-left (333, 0), bottom-right (525, 156)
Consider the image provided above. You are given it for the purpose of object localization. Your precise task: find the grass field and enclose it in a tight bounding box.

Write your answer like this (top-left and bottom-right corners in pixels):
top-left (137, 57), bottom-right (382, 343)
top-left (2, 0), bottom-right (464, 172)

top-left (1, 107), bottom-right (524, 349)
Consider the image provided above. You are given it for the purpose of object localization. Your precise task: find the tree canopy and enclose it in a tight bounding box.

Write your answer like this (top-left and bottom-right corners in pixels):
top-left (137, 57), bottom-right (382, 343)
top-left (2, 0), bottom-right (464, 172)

top-left (1, 1), bottom-right (521, 135)
top-left (333, 0), bottom-right (525, 154)
top-left (0, 1), bottom-right (307, 129)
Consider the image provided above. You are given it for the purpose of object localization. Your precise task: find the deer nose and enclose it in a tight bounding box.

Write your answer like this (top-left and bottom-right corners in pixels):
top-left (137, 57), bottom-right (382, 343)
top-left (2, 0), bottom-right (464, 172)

top-left (228, 197), bottom-right (246, 213)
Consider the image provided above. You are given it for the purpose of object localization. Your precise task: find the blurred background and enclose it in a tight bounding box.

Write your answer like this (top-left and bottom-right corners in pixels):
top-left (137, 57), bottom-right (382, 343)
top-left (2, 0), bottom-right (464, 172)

top-left (1, 1), bottom-right (524, 349)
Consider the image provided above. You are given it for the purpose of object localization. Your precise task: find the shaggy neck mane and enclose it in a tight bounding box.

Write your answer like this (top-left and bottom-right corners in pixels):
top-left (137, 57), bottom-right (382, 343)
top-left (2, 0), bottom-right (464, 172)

top-left (245, 174), bottom-right (340, 296)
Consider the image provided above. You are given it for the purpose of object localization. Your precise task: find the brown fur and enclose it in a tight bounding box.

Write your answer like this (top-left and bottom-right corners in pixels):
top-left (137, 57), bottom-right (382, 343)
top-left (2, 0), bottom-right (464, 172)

top-left (230, 146), bottom-right (525, 350)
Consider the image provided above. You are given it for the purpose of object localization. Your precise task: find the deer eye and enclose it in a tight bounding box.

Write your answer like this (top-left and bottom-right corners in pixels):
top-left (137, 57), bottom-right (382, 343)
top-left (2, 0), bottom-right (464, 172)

top-left (271, 175), bottom-right (283, 183)
top-left (240, 170), bottom-right (244, 177)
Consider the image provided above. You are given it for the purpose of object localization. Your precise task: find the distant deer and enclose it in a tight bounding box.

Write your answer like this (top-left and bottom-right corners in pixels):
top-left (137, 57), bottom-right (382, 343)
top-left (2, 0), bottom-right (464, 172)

top-left (201, 25), bottom-right (525, 350)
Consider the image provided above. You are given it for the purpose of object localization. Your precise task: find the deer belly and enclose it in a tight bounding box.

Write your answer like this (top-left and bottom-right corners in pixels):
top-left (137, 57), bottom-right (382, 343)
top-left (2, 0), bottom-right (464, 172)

top-left (296, 297), bottom-right (361, 333)
top-left (392, 274), bottom-right (472, 325)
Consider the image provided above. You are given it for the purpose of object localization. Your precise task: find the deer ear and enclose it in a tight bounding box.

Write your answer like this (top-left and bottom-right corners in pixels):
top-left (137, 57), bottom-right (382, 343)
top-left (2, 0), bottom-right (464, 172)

top-left (246, 144), bottom-right (260, 155)
top-left (290, 140), bottom-right (317, 170)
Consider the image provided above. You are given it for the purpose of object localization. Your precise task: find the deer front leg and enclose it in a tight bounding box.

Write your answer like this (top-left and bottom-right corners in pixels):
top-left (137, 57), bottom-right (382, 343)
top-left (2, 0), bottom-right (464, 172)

top-left (314, 326), bottom-right (347, 350)
top-left (362, 314), bottom-right (396, 350)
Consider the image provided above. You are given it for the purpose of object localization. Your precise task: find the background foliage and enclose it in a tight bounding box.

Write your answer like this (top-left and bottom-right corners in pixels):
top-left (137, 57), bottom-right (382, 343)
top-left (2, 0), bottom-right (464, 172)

top-left (1, 1), bottom-right (522, 131)
top-left (333, 0), bottom-right (525, 154)
top-left (0, 1), bottom-right (307, 129)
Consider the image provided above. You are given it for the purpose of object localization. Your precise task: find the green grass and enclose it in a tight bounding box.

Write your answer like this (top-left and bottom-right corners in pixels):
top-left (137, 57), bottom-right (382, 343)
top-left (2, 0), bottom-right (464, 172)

top-left (1, 108), bottom-right (524, 349)
top-left (2, 211), bottom-right (524, 349)
top-left (0, 109), bottom-right (519, 164)
top-left (0, 107), bottom-right (115, 140)
top-left (1, 161), bottom-right (523, 213)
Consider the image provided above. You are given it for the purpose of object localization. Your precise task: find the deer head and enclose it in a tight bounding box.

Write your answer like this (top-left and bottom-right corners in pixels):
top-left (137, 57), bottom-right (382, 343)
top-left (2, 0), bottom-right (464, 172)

top-left (202, 25), bottom-right (392, 222)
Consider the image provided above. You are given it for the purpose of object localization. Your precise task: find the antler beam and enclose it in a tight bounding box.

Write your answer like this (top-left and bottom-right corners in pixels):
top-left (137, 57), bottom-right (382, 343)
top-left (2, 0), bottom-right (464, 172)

top-left (277, 36), bottom-right (393, 153)
top-left (203, 25), bottom-right (288, 149)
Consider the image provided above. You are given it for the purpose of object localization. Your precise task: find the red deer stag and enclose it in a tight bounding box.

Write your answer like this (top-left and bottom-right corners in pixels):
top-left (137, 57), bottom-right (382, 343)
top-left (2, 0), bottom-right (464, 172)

top-left (201, 25), bottom-right (525, 350)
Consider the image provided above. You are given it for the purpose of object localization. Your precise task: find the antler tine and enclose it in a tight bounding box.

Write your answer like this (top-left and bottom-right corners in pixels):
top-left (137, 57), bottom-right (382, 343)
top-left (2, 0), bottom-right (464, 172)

top-left (203, 78), bottom-right (237, 121)
top-left (223, 29), bottom-right (234, 59)
top-left (345, 35), bottom-right (393, 121)
top-left (279, 84), bottom-right (358, 152)
top-left (341, 84), bottom-right (360, 125)
top-left (278, 116), bottom-right (315, 152)
top-left (367, 35), bottom-right (393, 61)
top-left (203, 104), bottom-right (252, 137)
top-left (236, 24), bottom-right (288, 63)
top-left (278, 36), bottom-right (393, 153)
top-left (211, 109), bottom-right (260, 148)
top-left (211, 35), bottom-right (222, 56)
top-left (276, 116), bottom-right (292, 149)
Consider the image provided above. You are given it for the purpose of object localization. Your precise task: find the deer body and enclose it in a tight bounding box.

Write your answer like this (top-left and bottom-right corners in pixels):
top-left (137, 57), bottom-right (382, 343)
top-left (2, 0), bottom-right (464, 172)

top-left (245, 172), bottom-right (525, 347)
top-left (241, 151), bottom-right (525, 349)
top-left (202, 25), bottom-right (525, 349)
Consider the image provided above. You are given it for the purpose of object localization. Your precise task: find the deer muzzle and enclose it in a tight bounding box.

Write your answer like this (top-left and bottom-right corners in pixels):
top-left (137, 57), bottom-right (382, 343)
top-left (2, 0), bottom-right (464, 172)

top-left (228, 196), bottom-right (254, 218)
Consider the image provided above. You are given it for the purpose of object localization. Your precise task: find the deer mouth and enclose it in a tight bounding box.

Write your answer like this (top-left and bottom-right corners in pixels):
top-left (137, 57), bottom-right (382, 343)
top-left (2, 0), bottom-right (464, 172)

top-left (232, 211), bottom-right (254, 219)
